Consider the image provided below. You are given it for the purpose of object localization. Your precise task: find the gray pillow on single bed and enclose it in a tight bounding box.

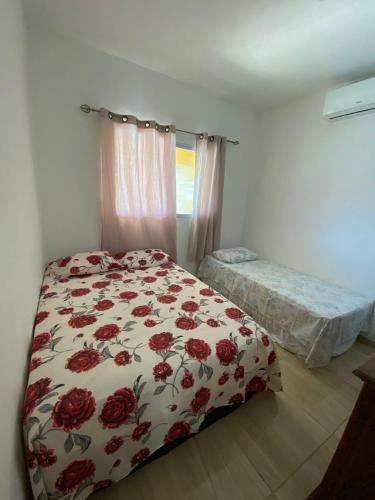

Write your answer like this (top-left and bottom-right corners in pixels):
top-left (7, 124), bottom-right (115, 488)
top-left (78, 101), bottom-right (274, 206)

top-left (212, 247), bottom-right (258, 264)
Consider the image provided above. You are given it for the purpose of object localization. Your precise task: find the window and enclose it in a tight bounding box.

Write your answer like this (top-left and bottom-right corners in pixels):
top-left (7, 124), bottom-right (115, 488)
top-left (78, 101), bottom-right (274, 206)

top-left (176, 142), bottom-right (196, 215)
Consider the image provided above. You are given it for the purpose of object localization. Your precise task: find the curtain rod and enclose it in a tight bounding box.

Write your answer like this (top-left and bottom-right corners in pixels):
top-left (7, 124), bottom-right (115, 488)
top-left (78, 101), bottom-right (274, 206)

top-left (80, 104), bottom-right (240, 145)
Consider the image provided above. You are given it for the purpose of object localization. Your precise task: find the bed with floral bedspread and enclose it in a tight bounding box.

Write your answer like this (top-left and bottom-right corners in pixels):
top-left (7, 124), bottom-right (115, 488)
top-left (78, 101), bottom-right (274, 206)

top-left (23, 249), bottom-right (282, 500)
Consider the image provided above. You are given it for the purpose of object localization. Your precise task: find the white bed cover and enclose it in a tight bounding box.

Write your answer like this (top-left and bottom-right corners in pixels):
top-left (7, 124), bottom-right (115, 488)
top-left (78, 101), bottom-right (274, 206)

top-left (198, 256), bottom-right (374, 367)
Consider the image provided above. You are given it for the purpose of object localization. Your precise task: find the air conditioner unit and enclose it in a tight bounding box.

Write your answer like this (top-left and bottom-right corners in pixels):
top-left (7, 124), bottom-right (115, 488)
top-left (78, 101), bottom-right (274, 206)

top-left (323, 76), bottom-right (375, 119)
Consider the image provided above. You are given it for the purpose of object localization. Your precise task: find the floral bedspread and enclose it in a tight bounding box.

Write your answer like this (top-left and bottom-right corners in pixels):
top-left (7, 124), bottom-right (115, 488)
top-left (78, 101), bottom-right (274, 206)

top-left (23, 250), bottom-right (281, 500)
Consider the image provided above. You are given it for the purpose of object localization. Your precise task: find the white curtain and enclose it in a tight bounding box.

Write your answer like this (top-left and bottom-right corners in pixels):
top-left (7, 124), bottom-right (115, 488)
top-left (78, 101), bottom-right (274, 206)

top-left (100, 110), bottom-right (177, 259)
top-left (188, 134), bottom-right (226, 261)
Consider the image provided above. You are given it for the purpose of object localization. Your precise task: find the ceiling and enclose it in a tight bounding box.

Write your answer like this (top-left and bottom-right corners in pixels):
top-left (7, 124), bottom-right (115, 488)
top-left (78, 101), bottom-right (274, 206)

top-left (25, 0), bottom-right (375, 111)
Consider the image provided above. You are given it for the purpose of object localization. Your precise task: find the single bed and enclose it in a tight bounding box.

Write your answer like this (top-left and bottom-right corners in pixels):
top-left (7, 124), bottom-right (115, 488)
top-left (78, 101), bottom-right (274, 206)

top-left (198, 255), bottom-right (374, 368)
top-left (23, 249), bottom-right (281, 500)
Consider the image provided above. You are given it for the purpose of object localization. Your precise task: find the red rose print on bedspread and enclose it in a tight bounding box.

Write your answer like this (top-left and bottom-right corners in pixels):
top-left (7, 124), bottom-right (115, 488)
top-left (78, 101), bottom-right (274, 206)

top-left (92, 281), bottom-right (110, 289)
top-left (95, 300), bottom-right (114, 311)
top-left (29, 357), bottom-right (42, 372)
top-left (132, 422), bottom-right (151, 441)
top-left (153, 362), bottom-right (173, 381)
top-left (59, 256), bottom-right (71, 267)
top-left (181, 371), bottom-right (194, 389)
top-left (27, 448), bottom-right (36, 469)
top-left (181, 301), bottom-right (199, 313)
top-left (99, 388), bottom-right (137, 428)
top-left (148, 332), bottom-right (174, 351)
top-left (68, 315), bottom-right (97, 328)
top-left (35, 311), bottom-right (49, 325)
top-left (55, 459), bottom-right (96, 493)
top-left (175, 317), bottom-right (197, 330)
top-left (52, 388), bottom-right (96, 431)
top-left (261, 333), bottom-right (270, 346)
top-left (164, 421), bottom-right (191, 444)
top-left (114, 350), bottom-right (132, 366)
top-left (106, 272), bottom-right (122, 280)
top-left (24, 377), bottom-right (51, 419)
top-left (268, 350), bottom-right (276, 365)
top-left (86, 254), bottom-right (102, 265)
top-left (158, 295), bottom-right (177, 304)
top-left (229, 393), bottom-right (243, 405)
top-left (246, 376), bottom-right (266, 393)
top-left (234, 366), bottom-right (244, 381)
top-left (225, 307), bottom-right (244, 320)
top-left (168, 284), bottom-right (182, 293)
top-left (93, 324), bottom-right (120, 341)
top-left (32, 332), bottom-right (51, 353)
top-left (109, 263), bottom-right (123, 271)
top-left (184, 338), bottom-right (211, 361)
top-left (143, 276), bottom-right (156, 283)
top-left (182, 278), bottom-right (196, 285)
top-left (239, 326), bottom-right (252, 336)
top-left (131, 305), bottom-right (152, 317)
top-left (190, 387), bottom-right (211, 414)
top-left (207, 318), bottom-right (219, 328)
top-left (144, 319), bottom-right (157, 327)
top-left (215, 339), bottom-right (238, 366)
top-left (131, 448), bottom-right (150, 468)
top-left (70, 288), bottom-right (90, 297)
top-left (104, 436), bottom-right (124, 454)
top-left (65, 349), bottom-right (100, 373)
top-left (200, 288), bottom-right (215, 296)
top-left (153, 252), bottom-right (165, 261)
top-left (120, 291), bottom-right (138, 300)
top-left (36, 446), bottom-right (57, 468)
top-left (59, 307), bottom-right (74, 315)
top-left (218, 372), bottom-right (229, 386)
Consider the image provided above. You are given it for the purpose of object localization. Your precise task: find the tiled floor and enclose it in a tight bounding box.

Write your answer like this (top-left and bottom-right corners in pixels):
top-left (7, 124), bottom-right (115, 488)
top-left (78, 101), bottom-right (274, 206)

top-left (95, 338), bottom-right (375, 500)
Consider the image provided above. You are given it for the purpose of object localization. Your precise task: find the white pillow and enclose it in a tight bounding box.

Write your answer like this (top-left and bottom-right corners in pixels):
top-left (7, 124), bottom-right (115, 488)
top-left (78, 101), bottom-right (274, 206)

top-left (212, 247), bottom-right (257, 264)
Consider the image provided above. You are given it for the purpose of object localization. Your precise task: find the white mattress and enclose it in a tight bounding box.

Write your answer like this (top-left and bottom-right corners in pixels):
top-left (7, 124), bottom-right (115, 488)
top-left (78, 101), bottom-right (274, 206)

top-left (198, 256), bottom-right (375, 367)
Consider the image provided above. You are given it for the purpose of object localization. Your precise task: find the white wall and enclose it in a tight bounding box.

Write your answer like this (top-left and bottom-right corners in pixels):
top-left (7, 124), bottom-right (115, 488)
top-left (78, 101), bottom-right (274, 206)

top-left (244, 90), bottom-right (375, 302)
top-left (0, 0), bottom-right (44, 498)
top-left (28, 30), bottom-right (256, 272)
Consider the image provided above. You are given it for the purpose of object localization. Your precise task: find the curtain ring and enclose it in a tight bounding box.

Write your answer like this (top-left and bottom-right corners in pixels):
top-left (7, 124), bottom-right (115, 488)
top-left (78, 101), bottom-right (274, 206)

top-left (165, 126), bottom-right (170, 132)
top-left (122, 115), bottom-right (128, 122)
top-left (108, 112), bottom-right (113, 119)
top-left (210, 136), bottom-right (214, 141)
top-left (199, 134), bottom-right (204, 140)
top-left (145, 121), bottom-right (150, 128)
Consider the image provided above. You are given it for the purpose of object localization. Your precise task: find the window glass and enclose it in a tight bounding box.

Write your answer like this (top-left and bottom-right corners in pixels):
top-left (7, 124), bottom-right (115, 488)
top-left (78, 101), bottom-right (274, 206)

top-left (176, 142), bottom-right (196, 215)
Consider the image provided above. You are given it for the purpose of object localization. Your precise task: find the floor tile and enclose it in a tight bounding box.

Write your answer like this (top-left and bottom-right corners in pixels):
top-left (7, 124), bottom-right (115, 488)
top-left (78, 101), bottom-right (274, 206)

top-left (275, 436), bottom-right (339, 500)
top-left (232, 391), bottom-right (330, 491)
top-left (333, 418), bottom-right (349, 441)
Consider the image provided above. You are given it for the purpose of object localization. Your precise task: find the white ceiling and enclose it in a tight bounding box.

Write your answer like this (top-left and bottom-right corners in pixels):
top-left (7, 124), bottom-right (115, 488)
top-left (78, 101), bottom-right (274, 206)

top-left (25, 0), bottom-right (375, 111)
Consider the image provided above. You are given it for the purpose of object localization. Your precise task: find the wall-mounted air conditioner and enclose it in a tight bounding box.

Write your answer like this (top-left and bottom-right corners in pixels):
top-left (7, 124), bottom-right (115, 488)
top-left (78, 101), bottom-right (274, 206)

top-left (323, 76), bottom-right (375, 119)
